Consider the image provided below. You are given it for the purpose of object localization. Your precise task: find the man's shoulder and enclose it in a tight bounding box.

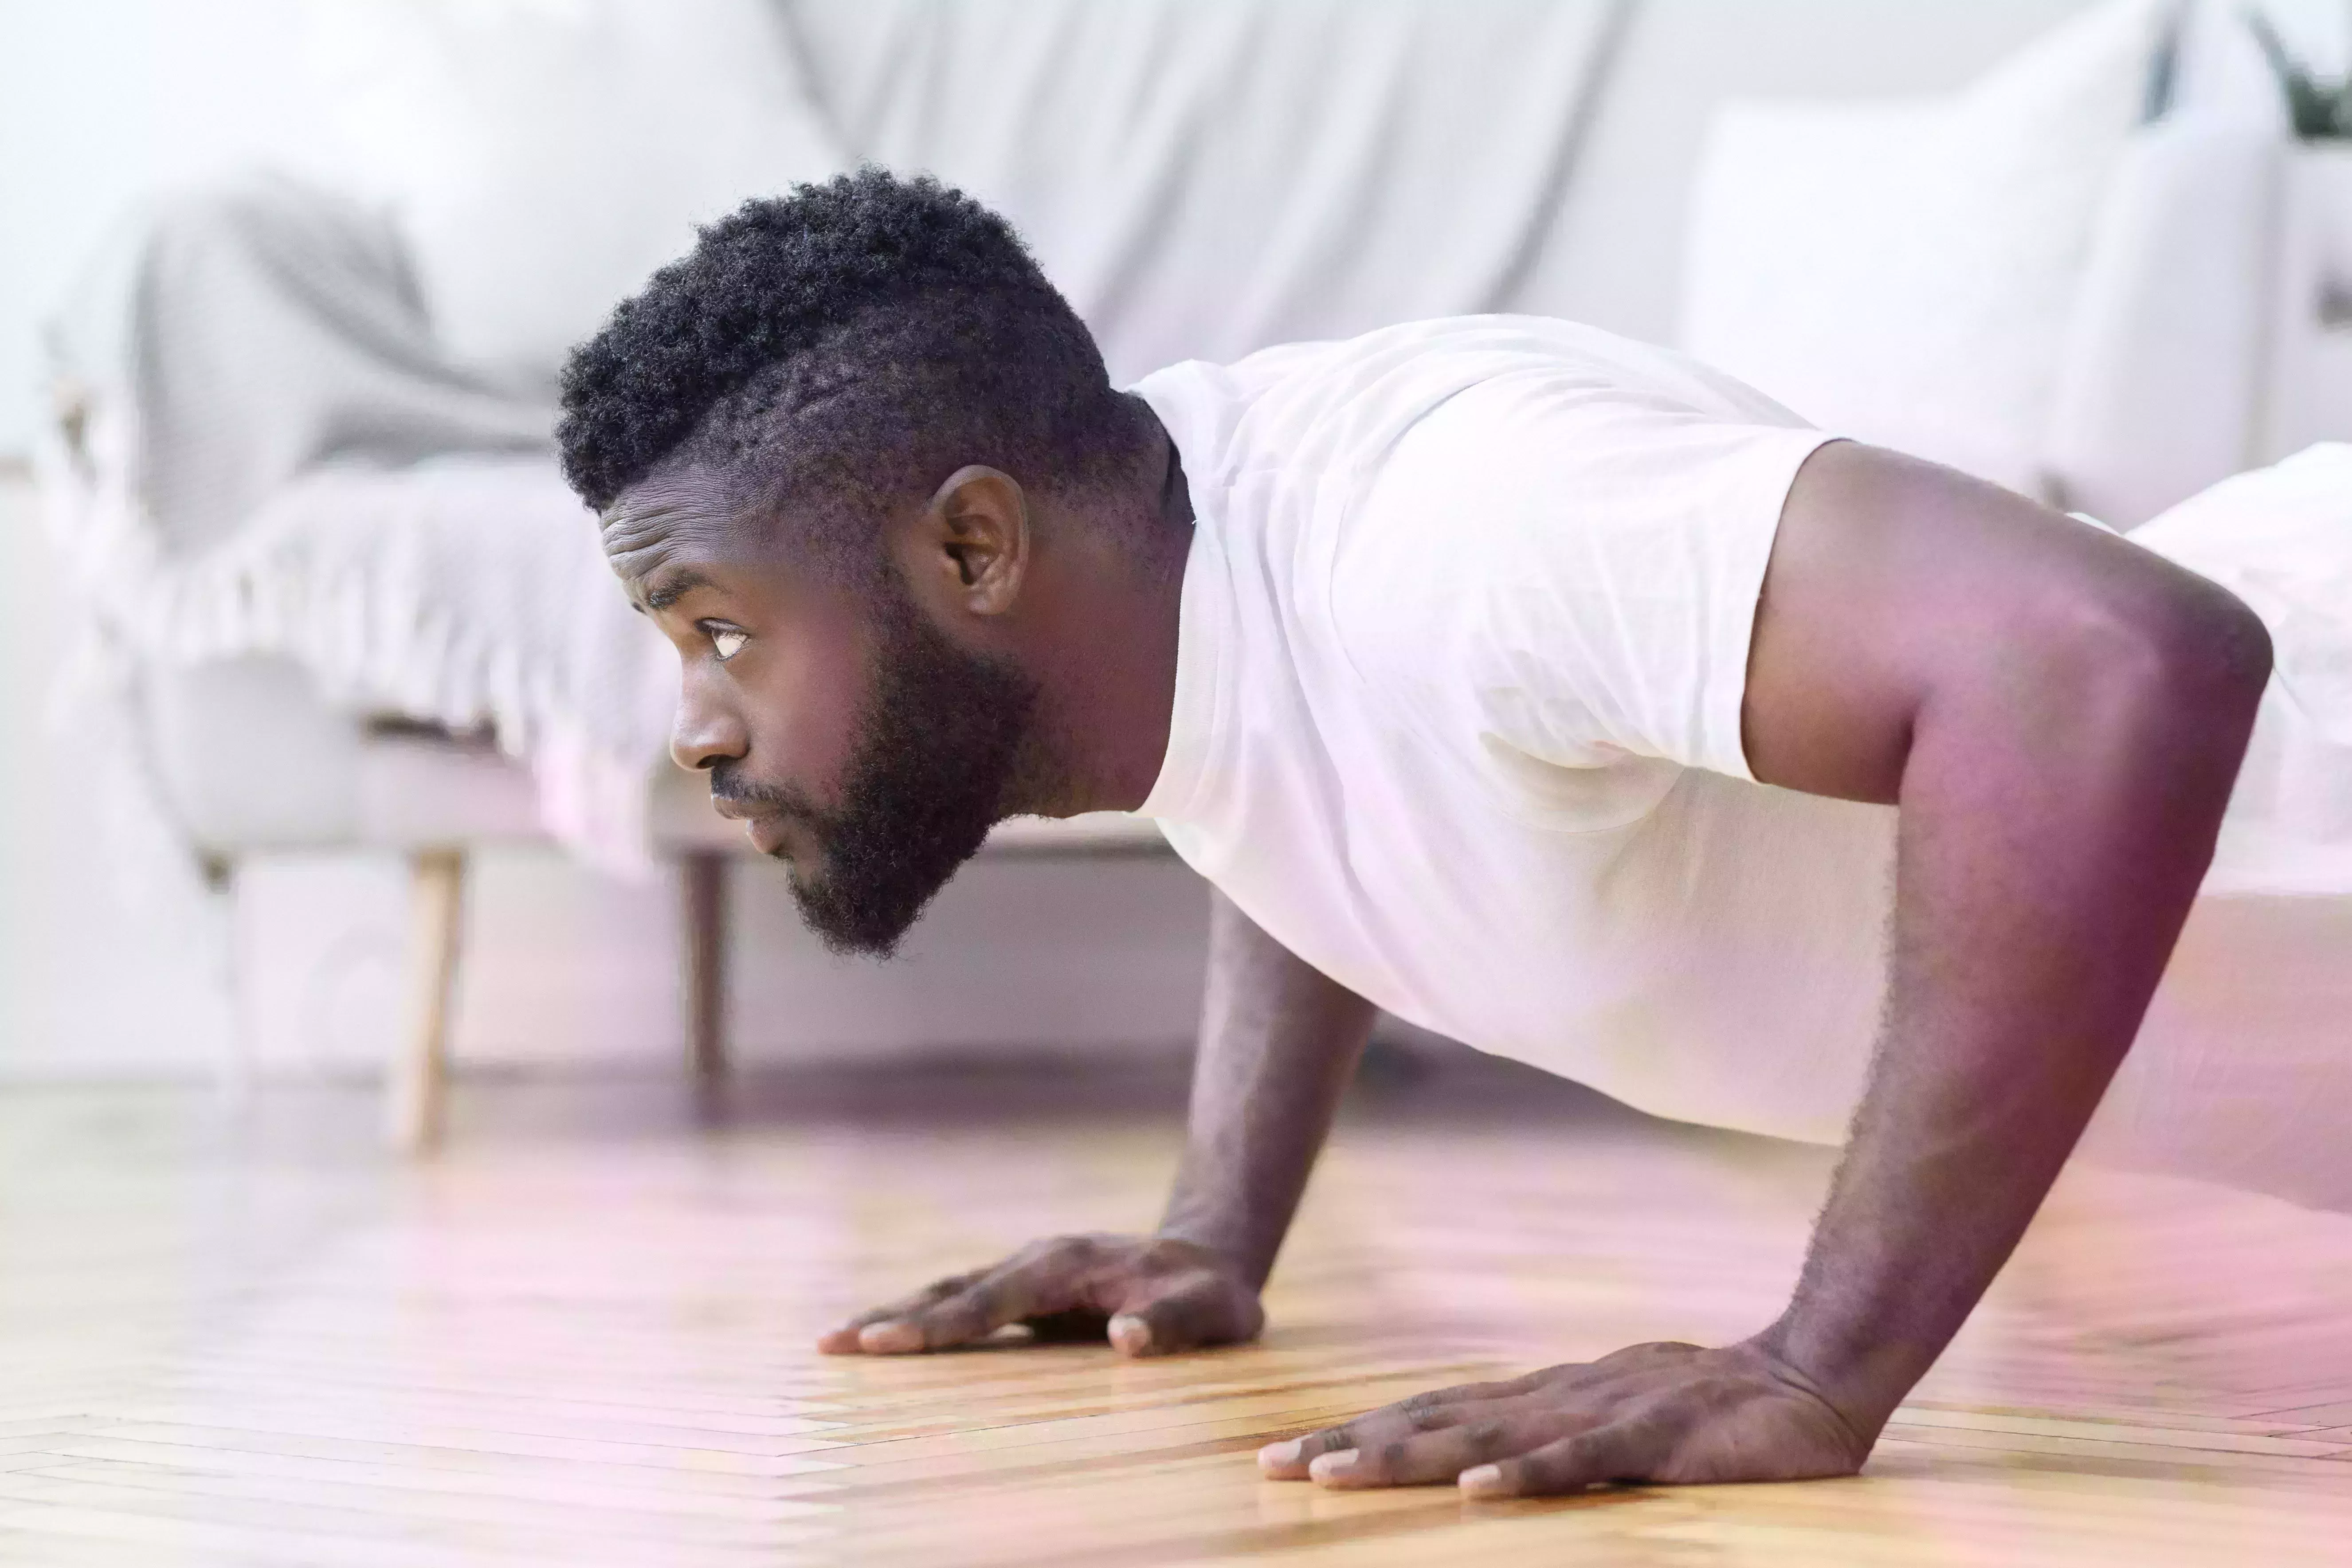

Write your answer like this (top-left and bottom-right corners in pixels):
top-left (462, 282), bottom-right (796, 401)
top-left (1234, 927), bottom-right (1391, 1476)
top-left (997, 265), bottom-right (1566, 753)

top-left (1133, 316), bottom-right (1810, 493)
top-left (1137, 314), bottom-right (1668, 380)
top-left (1132, 315), bottom-right (1654, 416)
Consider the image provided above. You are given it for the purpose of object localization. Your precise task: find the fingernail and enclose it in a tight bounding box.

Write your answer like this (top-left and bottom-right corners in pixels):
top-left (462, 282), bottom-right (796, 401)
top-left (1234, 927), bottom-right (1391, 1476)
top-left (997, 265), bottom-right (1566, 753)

top-left (1308, 1449), bottom-right (1358, 1482)
top-left (1460, 1464), bottom-right (1505, 1497)
top-left (1257, 1439), bottom-right (1301, 1469)
top-left (1107, 1313), bottom-right (1151, 1353)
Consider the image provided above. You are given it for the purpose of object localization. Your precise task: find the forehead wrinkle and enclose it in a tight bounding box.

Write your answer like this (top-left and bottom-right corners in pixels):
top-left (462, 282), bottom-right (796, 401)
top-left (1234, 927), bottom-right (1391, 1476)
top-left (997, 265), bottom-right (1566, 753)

top-left (600, 471), bottom-right (757, 586)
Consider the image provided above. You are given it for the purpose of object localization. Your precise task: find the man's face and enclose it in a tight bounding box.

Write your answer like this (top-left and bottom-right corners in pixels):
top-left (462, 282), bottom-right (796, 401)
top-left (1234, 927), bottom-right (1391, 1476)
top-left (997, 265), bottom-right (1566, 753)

top-left (604, 472), bottom-right (1039, 956)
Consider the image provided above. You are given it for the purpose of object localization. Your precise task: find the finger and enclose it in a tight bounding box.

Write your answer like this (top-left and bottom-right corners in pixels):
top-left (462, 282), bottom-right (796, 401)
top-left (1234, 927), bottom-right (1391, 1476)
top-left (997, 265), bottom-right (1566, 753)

top-left (1258, 1377), bottom-right (1547, 1478)
top-left (1309, 1403), bottom-right (1588, 1490)
top-left (1258, 1415), bottom-right (1376, 1480)
top-left (1460, 1418), bottom-right (1672, 1499)
top-left (815, 1272), bottom-right (980, 1354)
top-left (1298, 1401), bottom-right (1571, 1495)
top-left (1106, 1269), bottom-right (1263, 1358)
top-left (866, 1256), bottom-right (1072, 1354)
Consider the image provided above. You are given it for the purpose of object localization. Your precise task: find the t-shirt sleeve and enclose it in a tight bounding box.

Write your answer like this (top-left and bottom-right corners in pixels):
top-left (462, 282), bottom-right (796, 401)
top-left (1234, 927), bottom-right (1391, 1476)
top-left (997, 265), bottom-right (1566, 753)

top-left (1338, 367), bottom-right (1837, 784)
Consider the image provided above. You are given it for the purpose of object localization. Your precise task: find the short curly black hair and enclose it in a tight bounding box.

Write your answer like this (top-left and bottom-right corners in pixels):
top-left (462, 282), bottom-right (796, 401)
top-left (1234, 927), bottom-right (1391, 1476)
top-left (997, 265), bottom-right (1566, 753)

top-left (556, 169), bottom-right (1147, 561)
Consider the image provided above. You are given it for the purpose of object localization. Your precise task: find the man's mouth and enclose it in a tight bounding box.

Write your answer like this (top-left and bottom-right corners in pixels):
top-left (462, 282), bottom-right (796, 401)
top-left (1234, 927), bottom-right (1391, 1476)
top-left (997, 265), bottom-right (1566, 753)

top-left (709, 786), bottom-right (808, 861)
top-left (745, 814), bottom-right (793, 858)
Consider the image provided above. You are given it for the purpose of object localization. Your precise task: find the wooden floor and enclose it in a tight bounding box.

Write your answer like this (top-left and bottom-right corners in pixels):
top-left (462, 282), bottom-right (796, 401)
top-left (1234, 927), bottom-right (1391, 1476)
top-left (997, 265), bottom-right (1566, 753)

top-left (4, 1054), bottom-right (2352, 1566)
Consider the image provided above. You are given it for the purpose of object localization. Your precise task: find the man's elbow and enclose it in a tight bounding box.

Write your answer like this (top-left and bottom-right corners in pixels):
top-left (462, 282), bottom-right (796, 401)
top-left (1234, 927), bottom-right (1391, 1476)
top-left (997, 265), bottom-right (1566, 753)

top-left (2121, 572), bottom-right (2270, 727)
top-left (2028, 566), bottom-right (2272, 771)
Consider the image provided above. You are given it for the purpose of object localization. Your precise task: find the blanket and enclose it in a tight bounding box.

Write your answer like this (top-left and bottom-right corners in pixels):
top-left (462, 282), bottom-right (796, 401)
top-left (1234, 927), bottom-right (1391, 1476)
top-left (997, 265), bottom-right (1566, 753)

top-left (37, 176), bottom-right (675, 902)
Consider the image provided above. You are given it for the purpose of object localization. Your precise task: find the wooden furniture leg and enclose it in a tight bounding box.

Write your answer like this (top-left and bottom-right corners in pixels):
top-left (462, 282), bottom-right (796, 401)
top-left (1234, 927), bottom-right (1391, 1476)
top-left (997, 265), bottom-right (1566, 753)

top-left (680, 850), bottom-right (729, 1088)
top-left (388, 847), bottom-right (465, 1152)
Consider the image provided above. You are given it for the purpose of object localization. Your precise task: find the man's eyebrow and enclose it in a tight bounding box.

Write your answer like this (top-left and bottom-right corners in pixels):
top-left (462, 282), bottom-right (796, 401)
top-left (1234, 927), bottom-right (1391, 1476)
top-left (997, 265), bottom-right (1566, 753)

top-left (640, 569), bottom-right (713, 613)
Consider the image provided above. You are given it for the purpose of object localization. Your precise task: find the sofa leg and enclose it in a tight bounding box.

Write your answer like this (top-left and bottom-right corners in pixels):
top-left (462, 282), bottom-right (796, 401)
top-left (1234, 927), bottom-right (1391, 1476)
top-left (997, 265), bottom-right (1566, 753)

top-left (216, 856), bottom-right (259, 1106)
top-left (389, 848), bottom-right (465, 1153)
top-left (680, 850), bottom-right (729, 1089)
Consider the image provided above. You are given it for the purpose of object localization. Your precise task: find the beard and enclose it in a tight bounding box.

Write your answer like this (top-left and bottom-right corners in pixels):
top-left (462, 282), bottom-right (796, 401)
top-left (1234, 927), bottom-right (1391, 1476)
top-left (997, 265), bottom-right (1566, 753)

top-left (713, 587), bottom-right (1042, 958)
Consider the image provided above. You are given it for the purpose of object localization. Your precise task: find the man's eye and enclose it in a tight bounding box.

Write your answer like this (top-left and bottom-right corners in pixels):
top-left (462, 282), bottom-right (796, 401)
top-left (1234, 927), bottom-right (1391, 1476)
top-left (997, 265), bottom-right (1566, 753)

top-left (708, 627), bottom-right (749, 662)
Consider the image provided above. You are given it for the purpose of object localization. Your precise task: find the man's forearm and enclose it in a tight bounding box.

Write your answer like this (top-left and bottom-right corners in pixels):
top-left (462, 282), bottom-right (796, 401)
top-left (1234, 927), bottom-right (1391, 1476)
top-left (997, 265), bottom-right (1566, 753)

top-left (1157, 890), bottom-right (1378, 1290)
top-left (1760, 581), bottom-right (2272, 1433)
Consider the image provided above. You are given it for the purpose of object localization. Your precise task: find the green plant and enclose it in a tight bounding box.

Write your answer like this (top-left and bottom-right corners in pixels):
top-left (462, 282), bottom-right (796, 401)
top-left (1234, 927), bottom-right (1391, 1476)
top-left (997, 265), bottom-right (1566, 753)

top-left (2247, 9), bottom-right (2352, 139)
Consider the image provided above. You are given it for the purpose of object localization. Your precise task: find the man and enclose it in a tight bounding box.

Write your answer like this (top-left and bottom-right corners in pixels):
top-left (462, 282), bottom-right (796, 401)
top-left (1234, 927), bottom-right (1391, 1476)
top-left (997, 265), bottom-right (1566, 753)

top-left (559, 170), bottom-right (2300, 1497)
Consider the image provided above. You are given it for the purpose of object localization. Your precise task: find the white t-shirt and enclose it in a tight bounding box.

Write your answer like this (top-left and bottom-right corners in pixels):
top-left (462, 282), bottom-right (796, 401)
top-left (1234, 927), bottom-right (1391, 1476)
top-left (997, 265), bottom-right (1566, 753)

top-left (1129, 322), bottom-right (2352, 1203)
top-left (1130, 317), bottom-right (1891, 1143)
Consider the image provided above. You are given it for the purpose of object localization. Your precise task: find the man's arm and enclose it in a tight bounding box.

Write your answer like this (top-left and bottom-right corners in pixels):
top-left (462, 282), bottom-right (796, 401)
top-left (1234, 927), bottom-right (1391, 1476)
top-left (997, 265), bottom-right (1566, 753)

top-left (820, 888), bottom-right (1374, 1356)
top-left (1744, 443), bottom-right (2270, 1432)
top-left (1157, 888), bottom-right (1381, 1292)
top-left (1266, 439), bottom-right (2271, 1494)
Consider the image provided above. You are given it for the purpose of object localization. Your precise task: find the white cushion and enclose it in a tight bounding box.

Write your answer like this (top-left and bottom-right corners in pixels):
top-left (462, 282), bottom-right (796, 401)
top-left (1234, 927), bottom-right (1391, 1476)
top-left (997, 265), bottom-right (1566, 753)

top-left (1524, 0), bottom-right (2104, 352)
top-left (1677, 0), bottom-right (2168, 496)
top-left (306, 0), bottom-right (845, 390)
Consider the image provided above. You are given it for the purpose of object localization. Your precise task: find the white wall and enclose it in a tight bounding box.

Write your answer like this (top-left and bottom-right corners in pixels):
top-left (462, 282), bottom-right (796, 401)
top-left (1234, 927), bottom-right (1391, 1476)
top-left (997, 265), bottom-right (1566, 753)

top-left (0, 476), bottom-right (242, 1074)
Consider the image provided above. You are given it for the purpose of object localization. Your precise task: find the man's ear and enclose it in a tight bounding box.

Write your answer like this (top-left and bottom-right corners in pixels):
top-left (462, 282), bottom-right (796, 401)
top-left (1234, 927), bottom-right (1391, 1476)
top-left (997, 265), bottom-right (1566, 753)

top-left (902, 465), bottom-right (1030, 617)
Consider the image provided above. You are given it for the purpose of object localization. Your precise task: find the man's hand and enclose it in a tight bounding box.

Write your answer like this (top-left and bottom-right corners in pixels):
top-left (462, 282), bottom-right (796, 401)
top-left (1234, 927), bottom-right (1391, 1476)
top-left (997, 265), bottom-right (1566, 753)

top-left (819, 894), bottom-right (1369, 1365)
top-left (1258, 1340), bottom-right (1870, 1497)
top-left (816, 1233), bottom-right (1263, 1357)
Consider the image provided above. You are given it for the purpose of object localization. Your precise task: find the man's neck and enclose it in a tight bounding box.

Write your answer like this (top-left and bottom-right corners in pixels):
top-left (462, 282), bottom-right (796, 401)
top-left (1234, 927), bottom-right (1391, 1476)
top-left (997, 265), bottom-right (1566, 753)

top-left (1017, 415), bottom-right (1192, 818)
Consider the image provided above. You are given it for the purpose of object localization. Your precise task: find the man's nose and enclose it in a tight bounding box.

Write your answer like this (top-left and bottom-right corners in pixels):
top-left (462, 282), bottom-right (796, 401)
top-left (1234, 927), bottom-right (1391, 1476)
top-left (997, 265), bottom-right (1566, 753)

top-left (670, 677), bottom-right (750, 772)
